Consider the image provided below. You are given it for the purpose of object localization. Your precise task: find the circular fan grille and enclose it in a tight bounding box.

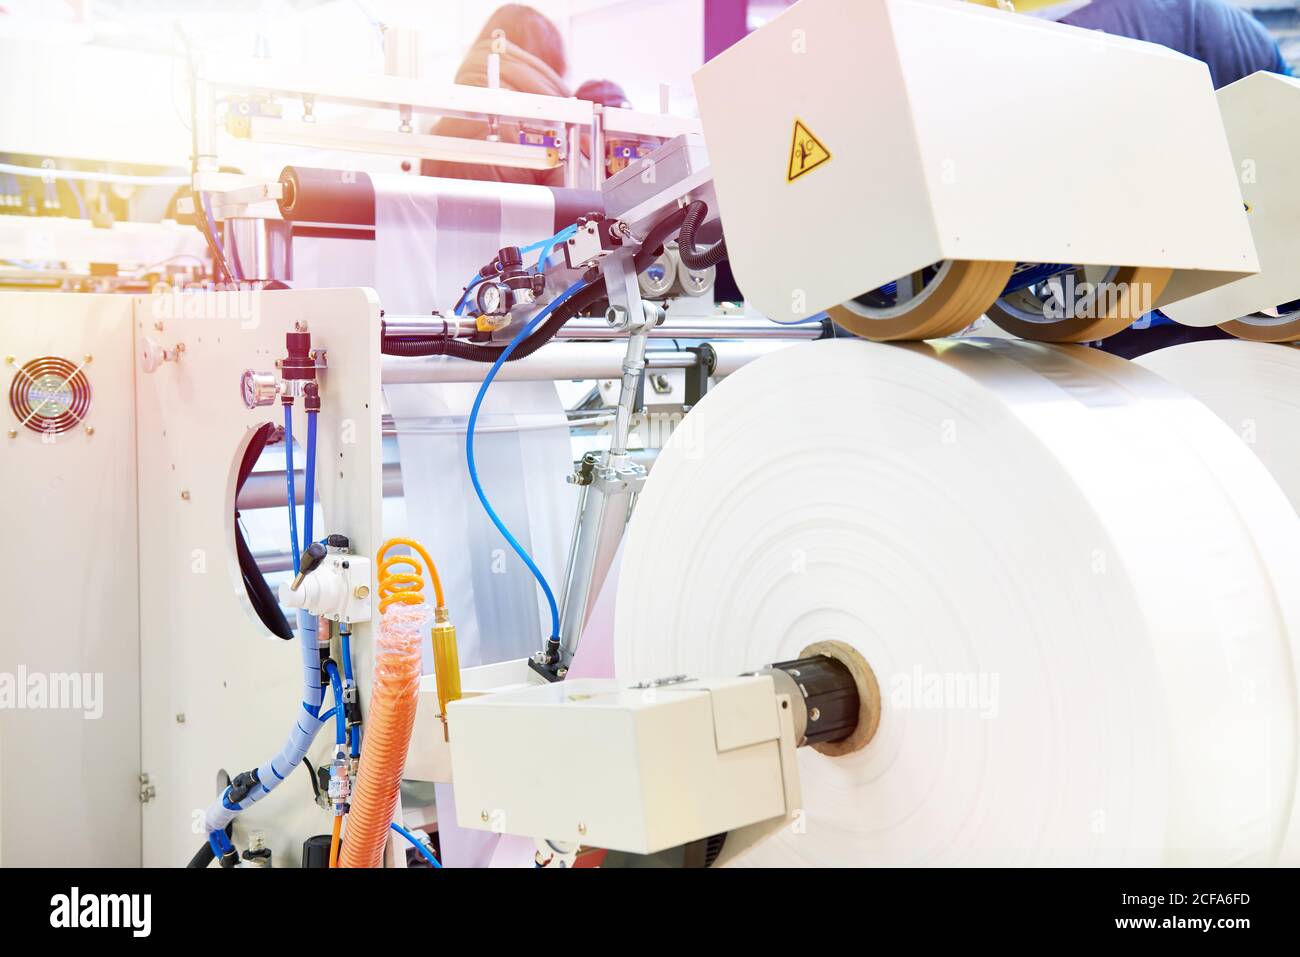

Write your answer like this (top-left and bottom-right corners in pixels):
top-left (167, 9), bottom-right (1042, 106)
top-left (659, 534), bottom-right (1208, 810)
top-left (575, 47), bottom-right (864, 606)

top-left (8, 356), bottom-right (92, 434)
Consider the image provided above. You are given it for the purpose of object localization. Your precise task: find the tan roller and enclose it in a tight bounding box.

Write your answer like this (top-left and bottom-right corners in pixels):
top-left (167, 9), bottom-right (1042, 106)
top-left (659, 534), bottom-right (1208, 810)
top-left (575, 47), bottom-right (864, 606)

top-left (987, 266), bottom-right (1173, 342)
top-left (828, 260), bottom-right (1015, 341)
top-left (1218, 312), bottom-right (1300, 343)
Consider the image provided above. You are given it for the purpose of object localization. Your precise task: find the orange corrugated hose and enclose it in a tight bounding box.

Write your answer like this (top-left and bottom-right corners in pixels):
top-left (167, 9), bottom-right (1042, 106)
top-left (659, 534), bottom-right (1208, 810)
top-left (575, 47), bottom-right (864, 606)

top-left (338, 539), bottom-right (444, 868)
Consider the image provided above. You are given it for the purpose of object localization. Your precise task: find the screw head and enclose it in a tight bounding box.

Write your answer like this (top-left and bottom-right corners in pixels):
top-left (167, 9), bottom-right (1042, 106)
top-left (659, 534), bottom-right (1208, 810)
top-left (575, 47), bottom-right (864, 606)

top-left (480, 810), bottom-right (490, 823)
top-left (809, 707), bottom-right (821, 722)
top-left (83, 354), bottom-right (93, 364)
top-left (577, 823), bottom-right (588, 836)
top-left (84, 425), bottom-right (94, 436)
top-left (7, 429), bottom-right (16, 439)
top-left (353, 585), bottom-right (370, 599)
top-left (180, 490), bottom-right (191, 501)
top-left (4, 355), bottom-right (13, 365)
top-left (176, 713), bottom-right (186, 723)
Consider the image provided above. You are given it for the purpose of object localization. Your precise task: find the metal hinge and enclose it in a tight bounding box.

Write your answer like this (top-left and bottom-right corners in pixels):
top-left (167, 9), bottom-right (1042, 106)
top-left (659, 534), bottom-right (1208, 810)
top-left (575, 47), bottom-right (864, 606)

top-left (138, 772), bottom-right (157, 804)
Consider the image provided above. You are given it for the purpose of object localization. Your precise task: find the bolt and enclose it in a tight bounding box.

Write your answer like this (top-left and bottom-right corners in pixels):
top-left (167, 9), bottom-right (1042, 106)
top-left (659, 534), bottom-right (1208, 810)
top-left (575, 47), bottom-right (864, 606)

top-left (809, 706), bottom-right (821, 722)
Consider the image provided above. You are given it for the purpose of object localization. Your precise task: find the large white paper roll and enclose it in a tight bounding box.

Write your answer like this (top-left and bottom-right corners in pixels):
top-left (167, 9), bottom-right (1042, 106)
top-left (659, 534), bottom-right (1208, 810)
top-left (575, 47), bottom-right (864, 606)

top-left (614, 338), bottom-right (1300, 866)
top-left (1136, 341), bottom-right (1300, 513)
top-left (1134, 339), bottom-right (1300, 863)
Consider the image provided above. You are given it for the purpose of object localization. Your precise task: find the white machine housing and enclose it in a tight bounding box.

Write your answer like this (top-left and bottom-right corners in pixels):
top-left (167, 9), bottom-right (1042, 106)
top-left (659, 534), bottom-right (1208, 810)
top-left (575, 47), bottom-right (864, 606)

top-left (448, 675), bottom-right (802, 863)
top-left (692, 0), bottom-right (1257, 323)
top-left (1162, 71), bottom-right (1300, 327)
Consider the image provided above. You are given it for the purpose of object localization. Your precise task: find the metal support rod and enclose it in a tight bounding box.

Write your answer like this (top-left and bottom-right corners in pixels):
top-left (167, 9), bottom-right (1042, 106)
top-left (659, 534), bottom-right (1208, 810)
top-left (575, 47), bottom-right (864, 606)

top-left (380, 316), bottom-right (823, 341)
top-left (381, 343), bottom-right (701, 385)
top-left (380, 340), bottom-right (804, 385)
top-left (565, 123), bottom-right (581, 188)
top-left (591, 105), bottom-right (606, 189)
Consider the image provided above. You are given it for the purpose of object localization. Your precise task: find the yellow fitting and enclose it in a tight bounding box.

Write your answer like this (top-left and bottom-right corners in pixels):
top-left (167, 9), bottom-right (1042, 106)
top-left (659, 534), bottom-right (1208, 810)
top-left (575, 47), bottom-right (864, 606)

top-left (432, 619), bottom-right (462, 742)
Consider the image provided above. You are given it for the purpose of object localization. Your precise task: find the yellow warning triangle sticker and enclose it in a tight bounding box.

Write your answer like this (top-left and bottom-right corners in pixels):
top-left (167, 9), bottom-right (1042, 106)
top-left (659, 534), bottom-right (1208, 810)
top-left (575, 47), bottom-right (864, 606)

top-left (787, 119), bottom-right (831, 182)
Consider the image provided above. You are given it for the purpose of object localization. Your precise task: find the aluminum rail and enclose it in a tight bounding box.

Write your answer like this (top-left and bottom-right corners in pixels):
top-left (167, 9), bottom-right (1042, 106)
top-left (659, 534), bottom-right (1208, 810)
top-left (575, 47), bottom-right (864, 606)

top-left (381, 339), bottom-right (807, 385)
top-left (241, 450), bottom-right (660, 525)
top-left (380, 316), bottom-right (825, 340)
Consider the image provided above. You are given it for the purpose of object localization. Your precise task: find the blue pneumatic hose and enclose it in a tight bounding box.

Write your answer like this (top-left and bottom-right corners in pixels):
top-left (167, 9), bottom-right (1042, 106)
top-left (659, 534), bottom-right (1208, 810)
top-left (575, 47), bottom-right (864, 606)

top-left (465, 279), bottom-right (586, 640)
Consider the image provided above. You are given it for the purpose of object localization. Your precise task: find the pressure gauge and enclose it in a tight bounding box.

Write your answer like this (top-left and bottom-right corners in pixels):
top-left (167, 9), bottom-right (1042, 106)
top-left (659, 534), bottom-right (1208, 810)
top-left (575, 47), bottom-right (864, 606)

top-left (241, 370), bottom-right (278, 409)
top-left (476, 280), bottom-right (513, 318)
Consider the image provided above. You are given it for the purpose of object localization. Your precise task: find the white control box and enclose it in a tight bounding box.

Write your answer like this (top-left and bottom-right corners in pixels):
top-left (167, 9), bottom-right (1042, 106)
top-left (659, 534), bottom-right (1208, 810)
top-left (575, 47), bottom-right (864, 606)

top-left (448, 675), bottom-right (799, 858)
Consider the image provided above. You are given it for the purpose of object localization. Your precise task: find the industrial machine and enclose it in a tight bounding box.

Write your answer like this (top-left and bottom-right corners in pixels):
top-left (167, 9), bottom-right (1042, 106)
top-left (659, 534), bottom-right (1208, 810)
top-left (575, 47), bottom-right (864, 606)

top-left (1159, 71), bottom-right (1300, 340)
top-left (4, 0), bottom-right (1300, 871)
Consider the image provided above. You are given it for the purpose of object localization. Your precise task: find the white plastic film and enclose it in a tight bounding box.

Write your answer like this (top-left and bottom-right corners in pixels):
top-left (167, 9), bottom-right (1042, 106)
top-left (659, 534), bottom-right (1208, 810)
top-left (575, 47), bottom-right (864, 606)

top-left (614, 338), bottom-right (1300, 866)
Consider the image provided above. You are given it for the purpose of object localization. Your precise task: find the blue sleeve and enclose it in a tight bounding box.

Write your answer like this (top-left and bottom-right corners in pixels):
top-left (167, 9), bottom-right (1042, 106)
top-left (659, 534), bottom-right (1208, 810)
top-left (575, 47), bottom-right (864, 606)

top-left (1062, 0), bottom-right (1284, 88)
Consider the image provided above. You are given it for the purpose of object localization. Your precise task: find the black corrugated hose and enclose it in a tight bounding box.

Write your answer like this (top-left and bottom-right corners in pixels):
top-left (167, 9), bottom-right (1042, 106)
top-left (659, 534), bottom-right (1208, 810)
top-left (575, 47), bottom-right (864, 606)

top-left (676, 200), bottom-right (729, 271)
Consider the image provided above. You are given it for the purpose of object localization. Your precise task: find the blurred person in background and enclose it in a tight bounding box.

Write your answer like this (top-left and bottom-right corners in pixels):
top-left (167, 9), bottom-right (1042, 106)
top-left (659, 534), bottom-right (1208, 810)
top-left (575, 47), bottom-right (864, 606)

top-left (422, 4), bottom-right (570, 186)
top-left (1059, 0), bottom-right (1290, 88)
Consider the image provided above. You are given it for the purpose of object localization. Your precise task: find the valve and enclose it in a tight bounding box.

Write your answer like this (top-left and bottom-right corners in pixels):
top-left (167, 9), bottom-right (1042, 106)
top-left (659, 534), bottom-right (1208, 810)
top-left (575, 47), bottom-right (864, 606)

top-left (278, 549), bottom-right (372, 624)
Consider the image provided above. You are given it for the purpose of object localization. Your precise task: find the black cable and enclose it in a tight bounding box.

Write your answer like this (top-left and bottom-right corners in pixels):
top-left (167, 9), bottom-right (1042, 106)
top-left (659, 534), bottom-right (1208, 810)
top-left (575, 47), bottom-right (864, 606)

top-left (235, 423), bottom-right (292, 640)
top-left (633, 204), bottom-right (690, 273)
top-left (303, 757), bottom-right (322, 801)
top-left (677, 200), bottom-right (729, 270)
top-left (192, 190), bottom-right (234, 286)
top-left (186, 841), bottom-right (215, 869)
top-left (184, 822), bottom-right (234, 869)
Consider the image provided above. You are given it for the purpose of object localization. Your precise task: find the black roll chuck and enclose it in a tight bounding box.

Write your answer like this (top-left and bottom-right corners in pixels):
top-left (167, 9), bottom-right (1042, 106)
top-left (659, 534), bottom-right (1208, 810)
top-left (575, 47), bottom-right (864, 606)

top-left (767, 654), bottom-right (860, 745)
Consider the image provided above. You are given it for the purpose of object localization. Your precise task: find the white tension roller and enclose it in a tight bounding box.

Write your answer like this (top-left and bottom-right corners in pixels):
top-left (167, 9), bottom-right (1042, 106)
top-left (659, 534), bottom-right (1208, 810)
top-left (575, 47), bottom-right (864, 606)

top-left (614, 338), bottom-right (1300, 866)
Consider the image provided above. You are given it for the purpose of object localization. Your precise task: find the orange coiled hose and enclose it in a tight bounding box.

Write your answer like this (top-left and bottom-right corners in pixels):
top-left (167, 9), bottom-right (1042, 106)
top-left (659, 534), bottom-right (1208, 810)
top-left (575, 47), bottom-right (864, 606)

top-left (376, 537), bottom-right (445, 613)
top-left (339, 539), bottom-right (442, 868)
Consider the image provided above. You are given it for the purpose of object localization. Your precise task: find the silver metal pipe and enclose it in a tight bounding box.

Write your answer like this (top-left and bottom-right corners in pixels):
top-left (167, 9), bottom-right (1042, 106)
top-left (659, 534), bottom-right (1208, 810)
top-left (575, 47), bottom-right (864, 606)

top-left (380, 316), bottom-right (823, 341)
top-left (222, 218), bottom-right (292, 282)
top-left (236, 434), bottom-right (660, 512)
top-left (382, 318), bottom-right (479, 338)
top-left (590, 105), bottom-right (606, 189)
top-left (565, 123), bottom-right (581, 188)
top-left (381, 342), bottom-right (700, 385)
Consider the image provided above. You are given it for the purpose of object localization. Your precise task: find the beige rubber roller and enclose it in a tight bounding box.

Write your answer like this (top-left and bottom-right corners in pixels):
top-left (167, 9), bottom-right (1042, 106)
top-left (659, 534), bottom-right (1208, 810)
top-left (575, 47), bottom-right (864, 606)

top-left (828, 260), bottom-right (1016, 341)
top-left (987, 265), bottom-right (1173, 342)
top-left (1218, 311), bottom-right (1300, 343)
